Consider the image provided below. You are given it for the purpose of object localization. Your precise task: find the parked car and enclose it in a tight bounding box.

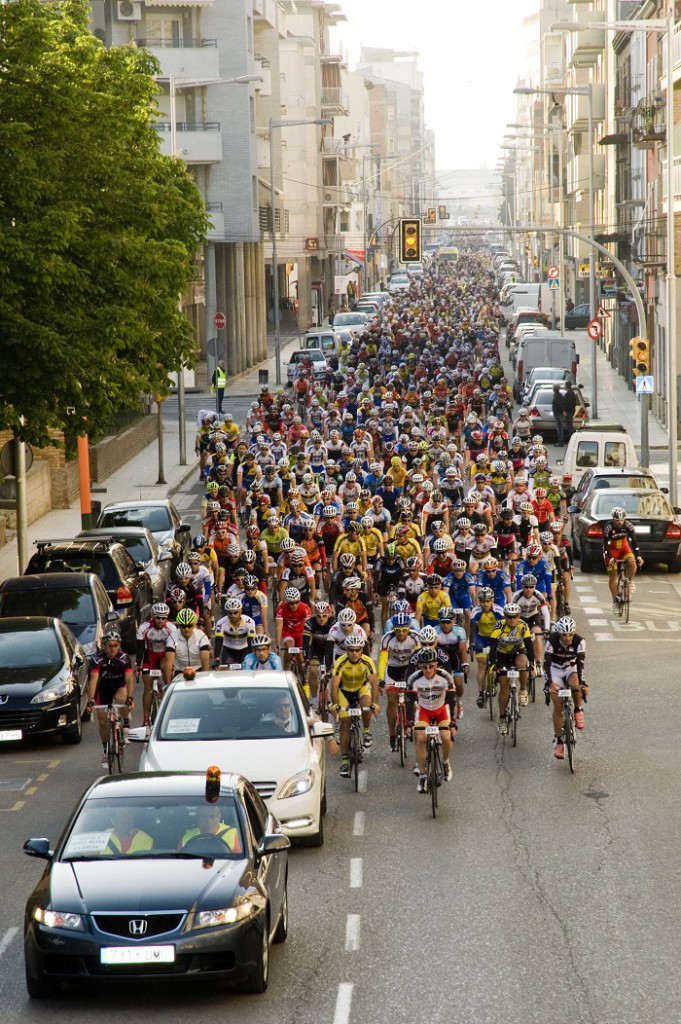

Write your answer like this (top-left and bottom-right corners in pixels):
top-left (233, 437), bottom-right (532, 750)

top-left (565, 303), bottom-right (591, 329)
top-left (559, 423), bottom-right (638, 493)
top-left (0, 617), bottom-right (89, 745)
top-left (521, 366), bottom-right (576, 400)
top-left (330, 311), bottom-right (369, 330)
top-left (25, 540), bottom-right (153, 654)
top-left (23, 771), bottom-right (289, 998)
top-left (134, 669), bottom-right (333, 846)
top-left (360, 291), bottom-right (391, 307)
top-left (77, 527), bottom-right (173, 602)
top-left (387, 272), bottom-right (410, 293)
top-left (354, 300), bottom-right (381, 316)
top-left (506, 308), bottom-right (550, 347)
top-left (0, 573), bottom-right (118, 660)
top-left (286, 347), bottom-right (328, 384)
top-left (569, 488), bottom-right (681, 573)
top-left (97, 500), bottom-right (192, 567)
top-left (568, 466), bottom-right (664, 514)
top-left (406, 262), bottom-right (424, 277)
top-left (525, 383), bottom-right (589, 440)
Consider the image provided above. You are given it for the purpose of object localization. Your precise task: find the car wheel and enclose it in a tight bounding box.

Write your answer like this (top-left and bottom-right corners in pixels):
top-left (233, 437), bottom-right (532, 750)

top-left (298, 804), bottom-right (324, 848)
top-left (273, 878), bottom-right (288, 944)
top-left (668, 557), bottom-right (681, 573)
top-left (238, 917), bottom-right (270, 994)
top-left (580, 545), bottom-right (593, 573)
top-left (61, 702), bottom-right (83, 745)
top-left (25, 968), bottom-right (59, 999)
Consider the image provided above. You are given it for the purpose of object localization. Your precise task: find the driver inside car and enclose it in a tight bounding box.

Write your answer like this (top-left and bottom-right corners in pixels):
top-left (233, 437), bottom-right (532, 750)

top-left (180, 804), bottom-right (242, 854)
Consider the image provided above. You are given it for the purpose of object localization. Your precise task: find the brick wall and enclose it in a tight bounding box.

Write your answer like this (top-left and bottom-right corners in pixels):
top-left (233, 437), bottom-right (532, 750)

top-left (51, 460), bottom-right (80, 509)
top-left (88, 415), bottom-right (158, 483)
top-left (0, 430), bottom-right (66, 469)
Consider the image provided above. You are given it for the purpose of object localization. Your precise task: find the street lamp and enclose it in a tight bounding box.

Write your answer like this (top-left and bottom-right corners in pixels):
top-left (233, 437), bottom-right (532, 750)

top-left (550, 9), bottom-right (677, 500)
top-left (269, 117), bottom-right (332, 385)
top-left (515, 83), bottom-right (597, 415)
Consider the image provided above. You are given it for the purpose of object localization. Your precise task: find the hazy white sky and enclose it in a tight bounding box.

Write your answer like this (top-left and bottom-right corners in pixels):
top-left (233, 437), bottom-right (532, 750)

top-left (331, 0), bottom-right (538, 170)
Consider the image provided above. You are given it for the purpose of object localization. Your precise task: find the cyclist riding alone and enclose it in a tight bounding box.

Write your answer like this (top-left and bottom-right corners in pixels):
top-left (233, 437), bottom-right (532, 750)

top-left (602, 505), bottom-right (643, 609)
top-left (84, 632), bottom-right (135, 770)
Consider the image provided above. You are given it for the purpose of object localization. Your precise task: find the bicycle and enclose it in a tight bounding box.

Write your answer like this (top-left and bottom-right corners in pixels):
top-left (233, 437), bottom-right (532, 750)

top-left (346, 702), bottom-right (365, 793)
top-left (104, 703), bottom-right (127, 775)
top-left (316, 663), bottom-right (330, 723)
top-left (613, 559), bottom-right (631, 623)
top-left (148, 669), bottom-right (164, 725)
top-left (554, 571), bottom-right (567, 620)
top-left (392, 680), bottom-right (409, 767)
top-left (423, 721), bottom-right (445, 818)
top-left (483, 646), bottom-right (496, 721)
top-left (558, 685), bottom-right (577, 773)
top-left (500, 668), bottom-right (520, 747)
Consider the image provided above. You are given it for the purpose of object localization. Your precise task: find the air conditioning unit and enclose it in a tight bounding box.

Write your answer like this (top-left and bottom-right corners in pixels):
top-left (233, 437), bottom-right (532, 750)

top-left (324, 192), bottom-right (334, 203)
top-left (116, 0), bottom-right (141, 21)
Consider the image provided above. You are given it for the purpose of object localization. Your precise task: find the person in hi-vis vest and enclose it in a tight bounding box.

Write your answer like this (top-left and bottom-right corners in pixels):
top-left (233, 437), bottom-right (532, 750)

top-left (211, 361), bottom-right (226, 412)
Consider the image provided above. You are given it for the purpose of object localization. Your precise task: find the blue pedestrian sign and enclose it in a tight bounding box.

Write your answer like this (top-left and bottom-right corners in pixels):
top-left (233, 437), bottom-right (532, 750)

top-left (635, 375), bottom-right (654, 394)
top-left (548, 278), bottom-right (559, 290)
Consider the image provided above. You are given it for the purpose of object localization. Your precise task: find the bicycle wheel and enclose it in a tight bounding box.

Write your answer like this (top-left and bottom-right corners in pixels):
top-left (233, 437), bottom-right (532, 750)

top-left (115, 723), bottom-right (125, 774)
top-left (487, 668), bottom-right (496, 721)
top-left (529, 664), bottom-right (537, 703)
top-left (395, 707), bottom-right (406, 768)
top-left (564, 709), bottom-right (576, 774)
top-left (510, 691), bottom-right (518, 747)
top-left (428, 744), bottom-right (438, 818)
top-left (352, 725), bottom-right (361, 793)
top-left (318, 682), bottom-right (329, 724)
top-left (621, 580), bottom-right (630, 624)
top-left (106, 719), bottom-right (116, 775)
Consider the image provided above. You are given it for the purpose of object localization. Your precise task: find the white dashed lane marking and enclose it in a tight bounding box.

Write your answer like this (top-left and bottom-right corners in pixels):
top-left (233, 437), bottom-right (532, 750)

top-left (353, 811), bottom-right (365, 836)
top-left (344, 915), bottom-right (361, 952)
top-left (333, 983), bottom-right (354, 1024)
top-left (350, 858), bottom-right (363, 888)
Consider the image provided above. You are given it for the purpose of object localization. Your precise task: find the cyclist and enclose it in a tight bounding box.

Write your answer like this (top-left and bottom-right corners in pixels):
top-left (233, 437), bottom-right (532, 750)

top-left (435, 607), bottom-right (468, 721)
top-left (302, 601), bottom-right (334, 707)
top-left (275, 587), bottom-right (312, 669)
top-left (415, 573), bottom-right (451, 627)
top-left (163, 608), bottom-right (212, 685)
top-left (213, 598), bottom-right (257, 666)
top-left (377, 611), bottom-right (421, 752)
top-left (489, 603), bottom-right (534, 732)
top-left (515, 543), bottom-right (553, 603)
top-left (444, 558), bottom-right (476, 633)
top-left (85, 632), bottom-right (135, 769)
top-left (242, 634), bottom-right (283, 671)
top-left (470, 588), bottom-right (505, 708)
top-left (475, 556), bottom-right (512, 607)
top-left (544, 616), bottom-right (587, 760)
top-left (512, 574), bottom-right (551, 691)
top-left (601, 505), bottom-right (643, 608)
top-left (327, 607), bottom-right (369, 664)
top-left (407, 648), bottom-right (454, 791)
top-left (331, 633), bottom-right (379, 774)
top-left (135, 602), bottom-right (174, 727)
top-left (374, 543), bottom-right (406, 629)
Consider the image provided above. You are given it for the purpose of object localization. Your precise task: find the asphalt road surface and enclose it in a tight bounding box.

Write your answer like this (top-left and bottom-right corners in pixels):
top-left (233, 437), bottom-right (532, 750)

top-left (2, 436), bottom-right (681, 1021)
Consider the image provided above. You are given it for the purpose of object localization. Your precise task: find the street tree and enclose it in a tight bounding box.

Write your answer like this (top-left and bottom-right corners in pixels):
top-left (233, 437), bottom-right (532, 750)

top-left (0, 0), bottom-right (208, 446)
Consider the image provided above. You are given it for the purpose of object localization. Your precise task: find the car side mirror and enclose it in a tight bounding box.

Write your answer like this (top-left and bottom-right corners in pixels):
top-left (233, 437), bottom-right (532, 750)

top-left (127, 727), bottom-right (149, 743)
top-left (674, 507), bottom-right (681, 516)
top-left (178, 524), bottom-right (191, 534)
top-left (661, 487), bottom-right (669, 494)
top-left (135, 561), bottom-right (146, 571)
top-left (106, 609), bottom-right (120, 622)
top-left (257, 834), bottom-right (291, 858)
top-left (158, 551), bottom-right (173, 562)
top-left (311, 721), bottom-right (335, 739)
top-left (24, 838), bottom-right (53, 861)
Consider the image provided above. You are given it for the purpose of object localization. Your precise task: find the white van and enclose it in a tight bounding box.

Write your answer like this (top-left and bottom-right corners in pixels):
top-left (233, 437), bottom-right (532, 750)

top-left (303, 328), bottom-right (342, 358)
top-left (499, 283), bottom-right (541, 325)
top-left (559, 423), bottom-right (639, 495)
top-left (513, 331), bottom-right (578, 400)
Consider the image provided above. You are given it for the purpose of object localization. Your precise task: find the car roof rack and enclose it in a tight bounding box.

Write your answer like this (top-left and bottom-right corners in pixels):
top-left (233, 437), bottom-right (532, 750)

top-left (34, 538), bottom-right (113, 552)
top-left (575, 422), bottom-right (627, 433)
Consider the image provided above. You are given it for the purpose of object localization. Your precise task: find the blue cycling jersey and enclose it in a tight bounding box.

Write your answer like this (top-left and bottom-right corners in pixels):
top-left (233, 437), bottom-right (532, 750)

top-left (474, 570), bottom-right (511, 606)
top-left (242, 651), bottom-right (283, 672)
top-left (445, 571), bottom-right (475, 610)
top-left (515, 558), bottom-right (553, 598)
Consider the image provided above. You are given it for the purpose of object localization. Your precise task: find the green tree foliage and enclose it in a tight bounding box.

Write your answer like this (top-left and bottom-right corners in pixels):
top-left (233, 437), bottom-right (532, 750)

top-left (0, 0), bottom-right (208, 445)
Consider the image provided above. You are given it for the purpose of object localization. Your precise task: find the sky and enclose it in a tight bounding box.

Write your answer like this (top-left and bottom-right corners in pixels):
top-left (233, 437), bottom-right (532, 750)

top-left (331, 0), bottom-right (538, 171)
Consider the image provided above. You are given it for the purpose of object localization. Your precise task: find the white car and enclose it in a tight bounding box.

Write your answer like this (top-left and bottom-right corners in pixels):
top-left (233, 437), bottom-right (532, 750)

top-left (132, 670), bottom-right (333, 846)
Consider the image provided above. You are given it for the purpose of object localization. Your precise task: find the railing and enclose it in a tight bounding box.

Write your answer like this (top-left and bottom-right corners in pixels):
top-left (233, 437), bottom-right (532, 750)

top-left (136, 38), bottom-right (217, 48)
top-left (662, 20), bottom-right (681, 77)
top-left (206, 201), bottom-right (223, 211)
top-left (157, 121), bottom-right (220, 132)
top-left (321, 87), bottom-right (346, 108)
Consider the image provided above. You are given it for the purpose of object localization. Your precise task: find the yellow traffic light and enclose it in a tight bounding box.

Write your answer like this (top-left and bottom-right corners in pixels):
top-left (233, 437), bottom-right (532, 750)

top-left (400, 219), bottom-right (422, 263)
top-left (629, 336), bottom-right (651, 376)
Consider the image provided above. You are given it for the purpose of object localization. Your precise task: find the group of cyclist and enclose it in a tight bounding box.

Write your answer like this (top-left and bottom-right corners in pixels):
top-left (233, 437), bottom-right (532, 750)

top-left (87, 248), bottom-right (596, 782)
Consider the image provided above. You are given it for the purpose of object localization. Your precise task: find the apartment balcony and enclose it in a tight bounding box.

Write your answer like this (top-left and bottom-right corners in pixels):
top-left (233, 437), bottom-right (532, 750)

top-left (566, 152), bottom-right (606, 195)
top-left (661, 157), bottom-right (681, 213)
top-left (206, 202), bottom-right (224, 240)
top-left (662, 20), bottom-right (681, 87)
top-left (633, 229), bottom-right (666, 268)
top-left (157, 122), bottom-right (223, 164)
top-left (137, 38), bottom-right (219, 81)
top-left (253, 0), bottom-right (277, 28)
top-left (565, 83), bottom-right (606, 132)
top-left (321, 88), bottom-right (349, 115)
top-left (632, 103), bottom-right (666, 149)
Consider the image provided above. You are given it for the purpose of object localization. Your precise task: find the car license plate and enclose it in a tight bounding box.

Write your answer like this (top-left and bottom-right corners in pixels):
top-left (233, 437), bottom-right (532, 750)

top-left (347, 707), bottom-right (362, 717)
top-left (101, 946), bottom-right (175, 965)
top-left (558, 689), bottom-right (571, 698)
top-left (0, 730), bottom-right (22, 741)
top-left (634, 525), bottom-right (650, 535)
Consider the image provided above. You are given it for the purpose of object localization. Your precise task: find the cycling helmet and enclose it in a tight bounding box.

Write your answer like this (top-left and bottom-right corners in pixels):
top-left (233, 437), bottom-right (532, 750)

top-left (550, 521), bottom-right (563, 533)
top-left (175, 562), bottom-right (191, 579)
top-left (243, 575), bottom-right (259, 589)
top-left (342, 576), bottom-right (362, 590)
top-left (500, 507), bottom-right (514, 519)
top-left (344, 633), bottom-right (366, 650)
top-left (540, 532), bottom-right (553, 544)
top-left (280, 537), bottom-right (296, 551)
top-left (152, 602), bottom-right (170, 617)
top-left (521, 574), bottom-right (537, 587)
top-left (284, 587), bottom-right (301, 602)
top-left (520, 501), bottom-right (534, 513)
top-left (611, 506), bottom-right (626, 521)
top-left (216, 510), bottom-right (230, 522)
top-left (438, 607), bottom-right (456, 622)
top-left (290, 548), bottom-right (305, 564)
top-left (456, 517), bottom-right (471, 530)
top-left (338, 608), bottom-right (357, 626)
top-left (427, 574), bottom-right (443, 587)
top-left (526, 544), bottom-right (542, 558)
top-left (361, 516), bottom-right (374, 529)
top-left (246, 525), bottom-right (260, 539)
top-left (193, 534), bottom-right (207, 548)
top-left (452, 559), bottom-right (467, 571)
top-left (493, 460), bottom-right (507, 473)
top-left (251, 634), bottom-right (272, 648)
top-left (549, 475), bottom-right (561, 487)
top-left (392, 612), bottom-right (412, 629)
top-left (431, 520), bottom-right (445, 533)
top-left (417, 647), bottom-right (438, 665)
top-left (187, 552), bottom-right (201, 563)
top-left (313, 601), bottom-right (331, 614)
top-left (483, 557), bottom-right (498, 570)
top-left (472, 523), bottom-right (488, 537)
top-left (504, 603), bottom-right (521, 616)
top-left (405, 556), bottom-right (421, 570)
top-left (346, 502), bottom-right (359, 513)
top-left (554, 616), bottom-right (576, 635)
top-left (103, 631), bottom-right (123, 644)
top-left (207, 500), bottom-right (221, 514)
top-left (322, 505), bottom-right (338, 518)
top-left (393, 599), bottom-right (410, 614)
top-left (419, 626), bottom-right (438, 644)
top-left (477, 587), bottom-right (494, 601)
top-left (432, 538), bottom-right (449, 553)
top-left (348, 521), bottom-right (363, 535)
top-left (168, 586), bottom-right (185, 603)
top-left (242, 550), bottom-right (257, 564)
top-left (339, 553), bottom-right (357, 568)
top-left (534, 487), bottom-right (547, 499)
top-left (267, 516), bottom-right (280, 527)
top-left (175, 609), bottom-right (197, 627)
top-left (224, 597), bottom-right (243, 613)
top-left (385, 543), bottom-right (398, 558)
top-left (278, 457), bottom-right (289, 468)
top-left (227, 543), bottom-right (241, 557)
top-left (206, 481), bottom-right (219, 493)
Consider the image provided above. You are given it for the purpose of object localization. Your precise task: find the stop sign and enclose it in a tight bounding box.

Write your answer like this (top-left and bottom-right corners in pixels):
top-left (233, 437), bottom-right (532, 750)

top-left (214, 312), bottom-right (226, 330)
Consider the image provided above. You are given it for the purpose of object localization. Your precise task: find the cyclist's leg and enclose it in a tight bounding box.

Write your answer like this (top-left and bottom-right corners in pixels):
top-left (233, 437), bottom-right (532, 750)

top-left (624, 552), bottom-right (637, 582)
top-left (607, 559), bottom-right (618, 599)
top-left (307, 659), bottom-right (320, 700)
top-left (515, 652), bottom-right (529, 694)
top-left (413, 719), bottom-right (427, 774)
top-left (496, 665), bottom-right (510, 718)
top-left (385, 685), bottom-right (398, 743)
top-left (532, 624), bottom-right (543, 665)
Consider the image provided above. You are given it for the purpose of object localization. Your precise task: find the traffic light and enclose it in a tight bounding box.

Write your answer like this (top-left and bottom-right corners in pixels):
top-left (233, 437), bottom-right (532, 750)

top-left (629, 336), bottom-right (651, 377)
top-left (425, 207), bottom-right (436, 224)
top-left (400, 219), bottom-right (422, 263)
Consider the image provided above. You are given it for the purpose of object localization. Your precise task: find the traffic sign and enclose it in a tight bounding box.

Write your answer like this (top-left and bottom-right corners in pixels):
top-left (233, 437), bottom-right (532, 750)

top-left (635, 375), bottom-right (654, 394)
top-left (586, 319), bottom-right (602, 340)
top-left (597, 305), bottom-right (611, 319)
top-left (547, 266), bottom-right (559, 279)
top-left (548, 278), bottom-right (559, 291)
top-left (0, 440), bottom-right (33, 477)
top-left (214, 312), bottom-right (226, 330)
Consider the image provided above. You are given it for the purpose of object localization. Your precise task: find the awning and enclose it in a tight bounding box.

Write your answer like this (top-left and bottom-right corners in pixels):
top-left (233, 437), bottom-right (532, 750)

top-left (599, 133), bottom-right (629, 146)
top-left (342, 250), bottom-right (365, 268)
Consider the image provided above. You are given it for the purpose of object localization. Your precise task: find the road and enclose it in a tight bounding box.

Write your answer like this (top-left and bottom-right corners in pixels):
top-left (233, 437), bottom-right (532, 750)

top-left (2, 450), bottom-right (681, 1022)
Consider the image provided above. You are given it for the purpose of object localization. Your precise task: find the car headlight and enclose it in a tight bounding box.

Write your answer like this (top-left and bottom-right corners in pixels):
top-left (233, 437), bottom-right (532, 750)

top-left (31, 678), bottom-right (75, 705)
top-left (278, 769), bottom-right (314, 800)
top-left (195, 899), bottom-right (255, 929)
top-left (33, 907), bottom-right (84, 930)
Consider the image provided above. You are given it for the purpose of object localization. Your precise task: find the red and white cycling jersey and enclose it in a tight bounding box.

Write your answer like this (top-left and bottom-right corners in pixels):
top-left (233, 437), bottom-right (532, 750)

top-left (137, 619), bottom-right (174, 655)
top-left (408, 670), bottom-right (452, 712)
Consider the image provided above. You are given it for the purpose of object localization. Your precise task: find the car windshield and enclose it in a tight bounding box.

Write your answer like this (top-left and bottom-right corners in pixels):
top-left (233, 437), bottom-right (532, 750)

top-left (590, 476), bottom-right (657, 492)
top-left (333, 313), bottom-right (365, 325)
top-left (0, 586), bottom-right (95, 626)
top-left (592, 493), bottom-right (672, 519)
top-left (0, 628), bottom-right (61, 675)
top-left (61, 795), bottom-right (244, 861)
top-left (114, 536), bottom-right (152, 563)
top-left (100, 506), bottom-right (172, 533)
top-left (157, 685), bottom-right (303, 740)
top-left (28, 552), bottom-right (119, 590)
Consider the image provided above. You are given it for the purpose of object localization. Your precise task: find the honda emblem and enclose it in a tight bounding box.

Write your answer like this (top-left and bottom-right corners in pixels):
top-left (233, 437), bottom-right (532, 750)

top-left (128, 919), bottom-right (148, 937)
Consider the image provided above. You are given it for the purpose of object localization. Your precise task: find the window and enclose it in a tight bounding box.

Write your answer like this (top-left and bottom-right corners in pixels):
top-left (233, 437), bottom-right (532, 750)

top-left (603, 442), bottom-right (626, 467)
top-left (145, 16), bottom-right (181, 46)
top-left (575, 441), bottom-right (598, 469)
top-left (243, 793), bottom-right (265, 844)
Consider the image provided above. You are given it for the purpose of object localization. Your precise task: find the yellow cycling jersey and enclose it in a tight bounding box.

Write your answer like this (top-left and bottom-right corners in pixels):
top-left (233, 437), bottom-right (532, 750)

top-left (363, 527), bottom-right (383, 559)
top-left (490, 621), bottom-right (532, 654)
top-left (416, 590), bottom-right (451, 621)
top-left (262, 527), bottom-right (290, 556)
top-left (334, 535), bottom-right (367, 561)
top-left (199, 547), bottom-right (219, 581)
top-left (471, 608), bottom-right (504, 637)
top-left (333, 653), bottom-right (376, 691)
top-left (395, 538), bottom-right (422, 563)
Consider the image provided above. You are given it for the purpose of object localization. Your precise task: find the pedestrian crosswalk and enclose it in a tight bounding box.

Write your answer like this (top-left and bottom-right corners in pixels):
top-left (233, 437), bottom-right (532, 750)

top-left (570, 574), bottom-right (681, 642)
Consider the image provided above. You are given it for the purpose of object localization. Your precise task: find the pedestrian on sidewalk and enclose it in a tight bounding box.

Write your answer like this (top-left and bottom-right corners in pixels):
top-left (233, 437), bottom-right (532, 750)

top-left (552, 384), bottom-right (566, 446)
top-left (565, 296), bottom-right (575, 314)
top-left (211, 361), bottom-right (226, 413)
top-left (563, 380), bottom-right (577, 439)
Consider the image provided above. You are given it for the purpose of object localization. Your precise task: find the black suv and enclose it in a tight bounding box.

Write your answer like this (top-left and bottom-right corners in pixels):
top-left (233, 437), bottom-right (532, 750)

top-left (24, 540), bottom-right (153, 653)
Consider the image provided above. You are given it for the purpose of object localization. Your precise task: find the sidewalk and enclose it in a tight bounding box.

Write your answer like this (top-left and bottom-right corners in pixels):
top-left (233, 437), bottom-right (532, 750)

top-left (0, 333), bottom-right (302, 582)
